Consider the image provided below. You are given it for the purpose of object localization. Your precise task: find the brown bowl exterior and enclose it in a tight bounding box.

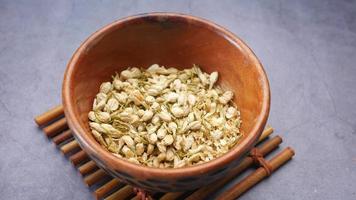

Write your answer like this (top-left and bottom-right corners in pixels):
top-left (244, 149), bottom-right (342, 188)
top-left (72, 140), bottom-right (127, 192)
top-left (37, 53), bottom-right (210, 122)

top-left (63, 13), bottom-right (270, 192)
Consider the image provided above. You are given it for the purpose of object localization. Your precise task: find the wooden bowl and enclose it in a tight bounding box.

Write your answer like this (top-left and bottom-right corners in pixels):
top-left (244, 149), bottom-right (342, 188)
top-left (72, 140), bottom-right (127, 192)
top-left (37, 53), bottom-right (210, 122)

top-left (62, 13), bottom-right (270, 192)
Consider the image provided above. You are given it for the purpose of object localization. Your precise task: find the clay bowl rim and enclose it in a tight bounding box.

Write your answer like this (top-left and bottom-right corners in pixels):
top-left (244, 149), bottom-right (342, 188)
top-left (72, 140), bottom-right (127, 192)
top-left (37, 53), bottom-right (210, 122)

top-left (63, 12), bottom-right (270, 179)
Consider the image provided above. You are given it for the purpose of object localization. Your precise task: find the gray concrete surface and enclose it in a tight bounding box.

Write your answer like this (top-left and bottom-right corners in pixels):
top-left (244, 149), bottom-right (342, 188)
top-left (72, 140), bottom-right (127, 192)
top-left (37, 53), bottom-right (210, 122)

top-left (1, 0), bottom-right (356, 199)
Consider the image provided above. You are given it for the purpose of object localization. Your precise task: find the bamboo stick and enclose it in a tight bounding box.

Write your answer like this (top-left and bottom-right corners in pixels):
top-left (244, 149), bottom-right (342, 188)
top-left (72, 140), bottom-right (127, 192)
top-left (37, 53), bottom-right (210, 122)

top-left (94, 178), bottom-right (121, 200)
top-left (52, 130), bottom-right (72, 145)
top-left (217, 147), bottom-right (295, 200)
top-left (104, 185), bottom-right (133, 200)
top-left (43, 117), bottom-right (68, 137)
top-left (78, 160), bottom-right (98, 176)
top-left (60, 140), bottom-right (80, 155)
top-left (34, 105), bottom-right (64, 126)
top-left (70, 150), bottom-right (88, 165)
top-left (84, 169), bottom-right (109, 186)
top-left (258, 125), bottom-right (273, 142)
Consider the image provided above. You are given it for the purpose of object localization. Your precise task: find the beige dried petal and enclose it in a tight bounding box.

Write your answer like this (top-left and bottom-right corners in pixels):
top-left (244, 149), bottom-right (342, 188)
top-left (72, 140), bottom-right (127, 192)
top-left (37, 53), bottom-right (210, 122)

top-left (188, 153), bottom-right (202, 164)
top-left (130, 67), bottom-right (141, 77)
top-left (187, 113), bottom-right (195, 123)
top-left (183, 135), bottom-right (194, 151)
top-left (130, 90), bottom-right (144, 106)
top-left (147, 64), bottom-right (165, 74)
top-left (141, 110), bottom-right (153, 121)
top-left (165, 67), bottom-right (178, 74)
top-left (113, 79), bottom-right (123, 90)
top-left (173, 79), bottom-right (182, 91)
top-left (145, 95), bottom-right (155, 104)
top-left (137, 125), bottom-right (144, 132)
top-left (165, 92), bottom-right (179, 103)
top-left (122, 145), bottom-right (134, 158)
top-left (166, 148), bottom-right (175, 161)
top-left (100, 82), bottom-right (112, 94)
top-left (113, 92), bottom-right (128, 104)
top-left (121, 135), bottom-right (135, 149)
top-left (93, 99), bottom-right (106, 111)
top-left (92, 130), bottom-right (106, 146)
top-left (101, 124), bottom-right (120, 134)
top-left (95, 111), bottom-right (111, 123)
top-left (157, 152), bottom-right (166, 162)
top-left (137, 109), bottom-right (145, 117)
top-left (136, 143), bottom-right (145, 155)
top-left (187, 94), bottom-right (196, 106)
top-left (177, 94), bottom-right (187, 106)
top-left (128, 157), bottom-right (140, 164)
top-left (162, 135), bottom-right (174, 146)
top-left (218, 91), bottom-right (234, 104)
top-left (226, 107), bottom-right (237, 119)
top-left (96, 93), bottom-right (108, 103)
top-left (157, 127), bottom-right (167, 139)
top-left (105, 98), bottom-right (119, 112)
top-left (158, 111), bottom-right (172, 122)
top-left (152, 115), bottom-right (160, 125)
top-left (118, 112), bottom-right (132, 122)
top-left (171, 106), bottom-right (184, 118)
top-left (168, 122), bottom-right (177, 134)
top-left (174, 135), bottom-right (183, 150)
top-left (157, 142), bottom-right (167, 152)
top-left (107, 141), bottom-right (119, 153)
top-left (209, 71), bottom-right (218, 89)
top-left (147, 88), bottom-right (160, 96)
top-left (174, 156), bottom-right (186, 168)
top-left (89, 122), bottom-right (106, 133)
top-left (188, 121), bottom-right (202, 131)
top-left (151, 102), bottom-right (160, 111)
top-left (211, 117), bottom-right (224, 127)
top-left (147, 144), bottom-right (154, 155)
top-left (88, 111), bottom-right (96, 121)
top-left (148, 133), bottom-right (158, 144)
top-left (211, 130), bottom-right (223, 140)
top-left (121, 68), bottom-right (141, 80)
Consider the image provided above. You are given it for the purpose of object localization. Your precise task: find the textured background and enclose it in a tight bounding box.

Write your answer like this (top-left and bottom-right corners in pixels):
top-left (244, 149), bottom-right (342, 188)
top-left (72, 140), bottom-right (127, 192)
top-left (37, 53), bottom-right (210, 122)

top-left (1, 0), bottom-right (356, 199)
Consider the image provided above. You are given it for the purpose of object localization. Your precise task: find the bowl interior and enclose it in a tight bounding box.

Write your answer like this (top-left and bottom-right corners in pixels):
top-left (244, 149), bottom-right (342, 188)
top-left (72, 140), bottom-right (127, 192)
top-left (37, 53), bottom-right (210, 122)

top-left (64, 14), bottom-right (269, 176)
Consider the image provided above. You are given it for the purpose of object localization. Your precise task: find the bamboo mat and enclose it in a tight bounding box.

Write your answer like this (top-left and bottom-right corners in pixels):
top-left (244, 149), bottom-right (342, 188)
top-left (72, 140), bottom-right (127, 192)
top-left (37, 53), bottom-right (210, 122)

top-left (35, 105), bottom-right (294, 200)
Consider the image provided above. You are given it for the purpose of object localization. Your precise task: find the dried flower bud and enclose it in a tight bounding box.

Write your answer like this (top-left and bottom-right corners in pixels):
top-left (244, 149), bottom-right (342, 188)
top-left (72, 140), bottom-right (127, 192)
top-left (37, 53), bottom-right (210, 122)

top-left (157, 127), bottom-right (167, 139)
top-left (145, 95), bottom-right (155, 104)
top-left (158, 111), bottom-right (172, 122)
top-left (148, 133), bottom-right (158, 144)
top-left (113, 92), bottom-right (128, 104)
top-left (121, 135), bottom-right (135, 149)
top-left (105, 98), bottom-right (119, 112)
top-left (88, 111), bottom-right (96, 121)
top-left (211, 130), bottom-right (223, 140)
top-left (147, 144), bottom-right (154, 155)
top-left (187, 94), bottom-right (196, 106)
top-left (100, 82), bottom-right (112, 94)
top-left (171, 106), bottom-right (184, 118)
top-left (219, 91), bottom-right (234, 104)
top-left (162, 135), bottom-right (174, 146)
top-left (136, 143), bottom-right (145, 155)
top-left (122, 146), bottom-right (134, 158)
top-left (141, 110), bottom-right (153, 121)
top-left (188, 121), bottom-right (202, 131)
top-left (113, 78), bottom-right (123, 90)
top-left (209, 71), bottom-right (218, 89)
top-left (95, 111), bottom-right (111, 123)
top-left (165, 92), bottom-right (179, 103)
top-left (168, 122), bottom-right (178, 134)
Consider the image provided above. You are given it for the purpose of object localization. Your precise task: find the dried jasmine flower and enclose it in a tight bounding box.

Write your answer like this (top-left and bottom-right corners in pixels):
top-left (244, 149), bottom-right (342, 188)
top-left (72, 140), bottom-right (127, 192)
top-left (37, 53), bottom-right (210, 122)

top-left (88, 64), bottom-right (242, 168)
